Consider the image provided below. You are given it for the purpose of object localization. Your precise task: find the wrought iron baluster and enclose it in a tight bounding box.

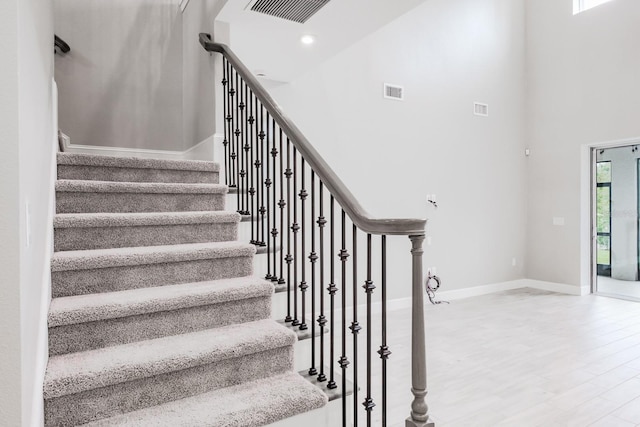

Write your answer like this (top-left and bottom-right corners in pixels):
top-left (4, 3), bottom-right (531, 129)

top-left (309, 171), bottom-right (318, 376)
top-left (284, 138), bottom-right (293, 323)
top-left (327, 196), bottom-right (337, 390)
top-left (233, 71), bottom-right (240, 197)
top-left (378, 235), bottom-right (390, 427)
top-left (238, 80), bottom-right (246, 214)
top-left (339, 209), bottom-right (350, 427)
top-left (317, 181), bottom-right (327, 383)
top-left (271, 118), bottom-right (278, 282)
top-left (241, 81), bottom-right (250, 215)
top-left (351, 224), bottom-right (360, 426)
top-left (299, 159), bottom-right (308, 331)
top-left (291, 148), bottom-right (300, 327)
top-left (363, 233), bottom-right (376, 425)
top-left (265, 113), bottom-right (272, 278)
top-left (229, 67), bottom-right (236, 189)
top-left (278, 129), bottom-right (286, 286)
top-left (248, 93), bottom-right (256, 232)
top-left (221, 59), bottom-right (229, 186)
top-left (258, 106), bottom-right (266, 246)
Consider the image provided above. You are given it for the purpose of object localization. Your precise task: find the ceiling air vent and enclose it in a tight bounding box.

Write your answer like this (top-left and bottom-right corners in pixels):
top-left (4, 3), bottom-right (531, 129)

top-left (248, 0), bottom-right (330, 24)
top-left (474, 102), bottom-right (489, 117)
top-left (384, 83), bottom-right (404, 101)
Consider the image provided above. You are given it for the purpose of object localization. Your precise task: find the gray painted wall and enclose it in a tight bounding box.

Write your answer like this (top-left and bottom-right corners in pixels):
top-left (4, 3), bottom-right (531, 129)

top-left (267, 0), bottom-right (527, 298)
top-left (526, 0), bottom-right (640, 288)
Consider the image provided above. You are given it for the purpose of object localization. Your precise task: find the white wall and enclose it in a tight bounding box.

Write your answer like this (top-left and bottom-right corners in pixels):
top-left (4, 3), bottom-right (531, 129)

top-left (263, 0), bottom-right (527, 298)
top-left (0, 0), bottom-right (56, 425)
top-left (0, 0), bottom-right (23, 424)
top-left (54, 0), bottom-right (184, 151)
top-left (525, 0), bottom-right (640, 288)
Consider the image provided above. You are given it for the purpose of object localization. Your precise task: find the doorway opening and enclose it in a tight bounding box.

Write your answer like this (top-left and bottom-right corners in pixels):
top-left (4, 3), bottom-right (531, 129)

top-left (593, 145), bottom-right (640, 300)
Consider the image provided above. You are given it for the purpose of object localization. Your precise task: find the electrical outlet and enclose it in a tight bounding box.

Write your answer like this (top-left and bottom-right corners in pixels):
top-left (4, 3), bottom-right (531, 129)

top-left (512, 257), bottom-right (517, 267)
top-left (25, 201), bottom-right (31, 248)
top-left (427, 236), bottom-right (432, 246)
top-left (427, 267), bottom-right (437, 277)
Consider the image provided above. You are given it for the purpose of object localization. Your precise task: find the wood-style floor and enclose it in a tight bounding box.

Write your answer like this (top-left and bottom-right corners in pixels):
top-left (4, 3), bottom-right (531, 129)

top-left (380, 288), bottom-right (640, 426)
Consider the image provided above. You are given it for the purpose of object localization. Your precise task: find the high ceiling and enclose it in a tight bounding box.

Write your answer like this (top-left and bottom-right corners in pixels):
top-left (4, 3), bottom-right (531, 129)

top-left (217, 0), bottom-right (427, 83)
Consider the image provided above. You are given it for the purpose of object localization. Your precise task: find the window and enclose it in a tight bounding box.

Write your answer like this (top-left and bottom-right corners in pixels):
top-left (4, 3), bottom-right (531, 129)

top-left (596, 161), bottom-right (612, 276)
top-left (574, 0), bottom-right (615, 14)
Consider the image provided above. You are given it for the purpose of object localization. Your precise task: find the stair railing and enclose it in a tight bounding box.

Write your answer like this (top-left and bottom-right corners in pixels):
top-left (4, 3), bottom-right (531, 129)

top-left (200, 33), bottom-right (434, 427)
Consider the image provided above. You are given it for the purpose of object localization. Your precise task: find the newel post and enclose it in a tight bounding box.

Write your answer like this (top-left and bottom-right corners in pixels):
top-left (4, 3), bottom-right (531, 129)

top-left (406, 235), bottom-right (435, 427)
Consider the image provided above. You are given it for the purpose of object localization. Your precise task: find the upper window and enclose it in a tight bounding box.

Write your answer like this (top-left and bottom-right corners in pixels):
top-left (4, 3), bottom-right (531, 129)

top-left (574, 0), bottom-right (615, 14)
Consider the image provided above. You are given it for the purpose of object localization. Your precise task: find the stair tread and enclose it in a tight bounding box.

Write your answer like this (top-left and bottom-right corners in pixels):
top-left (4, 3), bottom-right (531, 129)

top-left (51, 241), bottom-right (256, 272)
top-left (54, 211), bottom-right (240, 229)
top-left (56, 180), bottom-right (227, 194)
top-left (57, 153), bottom-right (219, 172)
top-left (82, 372), bottom-right (328, 427)
top-left (44, 319), bottom-right (296, 399)
top-left (49, 277), bottom-right (274, 327)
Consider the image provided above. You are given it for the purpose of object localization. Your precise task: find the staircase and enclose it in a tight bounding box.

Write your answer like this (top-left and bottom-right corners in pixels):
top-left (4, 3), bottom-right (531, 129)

top-left (44, 153), bottom-right (328, 426)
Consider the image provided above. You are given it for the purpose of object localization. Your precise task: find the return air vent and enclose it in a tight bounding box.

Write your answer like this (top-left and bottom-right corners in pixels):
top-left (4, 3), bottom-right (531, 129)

top-left (384, 84), bottom-right (404, 101)
top-left (248, 0), bottom-right (330, 24)
top-left (474, 102), bottom-right (489, 117)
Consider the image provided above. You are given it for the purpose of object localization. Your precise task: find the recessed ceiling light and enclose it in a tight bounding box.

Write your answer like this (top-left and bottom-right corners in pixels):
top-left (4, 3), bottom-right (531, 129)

top-left (300, 35), bottom-right (315, 45)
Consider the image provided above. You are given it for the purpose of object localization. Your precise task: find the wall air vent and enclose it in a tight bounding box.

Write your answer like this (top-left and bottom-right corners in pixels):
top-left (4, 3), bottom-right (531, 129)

top-left (248, 0), bottom-right (331, 24)
top-left (474, 102), bottom-right (489, 117)
top-left (384, 83), bottom-right (404, 101)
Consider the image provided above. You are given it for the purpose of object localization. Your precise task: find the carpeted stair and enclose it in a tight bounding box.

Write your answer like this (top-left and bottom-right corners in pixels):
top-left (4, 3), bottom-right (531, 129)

top-left (44, 153), bottom-right (327, 426)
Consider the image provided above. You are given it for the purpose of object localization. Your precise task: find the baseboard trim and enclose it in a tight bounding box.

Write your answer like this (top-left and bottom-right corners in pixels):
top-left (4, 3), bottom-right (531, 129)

top-left (62, 135), bottom-right (217, 161)
top-left (382, 279), bottom-right (586, 313)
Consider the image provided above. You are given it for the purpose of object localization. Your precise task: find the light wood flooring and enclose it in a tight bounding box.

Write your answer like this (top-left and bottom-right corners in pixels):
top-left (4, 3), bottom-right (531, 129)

top-left (379, 288), bottom-right (640, 426)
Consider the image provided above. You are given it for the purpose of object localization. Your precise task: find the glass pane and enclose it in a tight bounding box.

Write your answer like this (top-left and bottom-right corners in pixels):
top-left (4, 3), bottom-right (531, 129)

top-left (596, 186), bottom-right (610, 233)
top-left (597, 235), bottom-right (611, 265)
top-left (597, 162), bottom-right (611, 183)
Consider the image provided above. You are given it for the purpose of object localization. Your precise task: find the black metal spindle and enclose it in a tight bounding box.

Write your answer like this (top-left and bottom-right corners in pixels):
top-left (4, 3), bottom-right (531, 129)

top-left (317, 182), bottom-right (327, 383)
top-left (238, 80), bottom-right (246, 214)
top-left (378, 235), bottom-right (390, 426)
top-left (327, 195), bottom-right (337, 390)
top-left (284, 138), bottom-right (293, 323)
top-left (299, 159), bottom-right (308, 331)
top-left (265, 113), bottom-right (272, 279)
top-left (242, 82), bottom-right (250, 215)
top-left (258, 106), bottom-right (266, 246)
top-left (351, 224), bottom-right (360, 426)
top-left (363, 234), bottom-right (376, 424)
top-left (271, 118), bottom-right (278, 282)
top-left (278, 130), bottom-right (286, 286)
top-left (248, 93), bottom-right (256, 234)
top-left (222, 59), bottom-right (230, 186)
top-left (228, 66), bottom-right (236, 189)
top-left (339, 209), bottom-right (350, 427)
top-left (234, 71), bottom-right (240, 198)
top-left (291, 148), bottom-right (300, 327)
top-left (309, 171), bottom-right (318, 375)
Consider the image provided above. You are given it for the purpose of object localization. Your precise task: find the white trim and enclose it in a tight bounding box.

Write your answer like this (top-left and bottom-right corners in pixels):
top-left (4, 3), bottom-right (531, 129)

top-left (63, 135), bottom-right (219, 161)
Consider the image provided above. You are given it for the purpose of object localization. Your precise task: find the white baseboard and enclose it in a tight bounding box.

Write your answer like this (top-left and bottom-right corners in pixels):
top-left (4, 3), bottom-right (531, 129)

top-left (517, 279), bottom-right (588, 296)
top-left (62, 135), bottom-right (217, 161)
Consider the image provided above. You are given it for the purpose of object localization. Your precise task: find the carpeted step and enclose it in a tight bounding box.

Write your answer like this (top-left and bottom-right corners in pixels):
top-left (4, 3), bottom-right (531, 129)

top-left (55, 180), bottom-right (227, 214)
top-left (54, 211), bottom-right (240, 251)
top-left (81, 371), bottom-right (328, 427)
top-left (51, 242), bottom-right (255, 297)
top-left (48, 277), bottom-right (274, 355)
top-left (43, 320), bottom-right (297, 426)
top-left (57, 153), bottom-right (219, 184)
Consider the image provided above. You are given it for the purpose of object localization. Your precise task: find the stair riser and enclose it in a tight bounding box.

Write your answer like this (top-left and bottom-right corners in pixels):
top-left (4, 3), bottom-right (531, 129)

top-left (44, 346), bottom-right (293, 427)
top-left (58, 165), bottom-right (219, 184)
top-left (56, 192), bottom-right (225, 213)
top-left (49, 296), bottom-right (272, 355)
top-left (52, 257), bottom-right (253, 298)
top-left (54, 222), bottom-right (238, 251)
